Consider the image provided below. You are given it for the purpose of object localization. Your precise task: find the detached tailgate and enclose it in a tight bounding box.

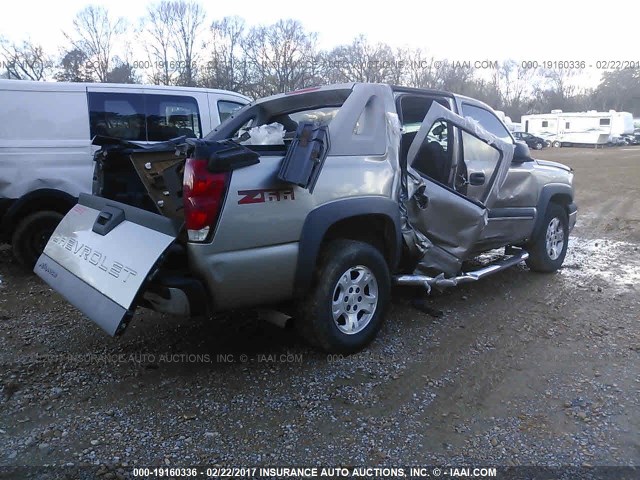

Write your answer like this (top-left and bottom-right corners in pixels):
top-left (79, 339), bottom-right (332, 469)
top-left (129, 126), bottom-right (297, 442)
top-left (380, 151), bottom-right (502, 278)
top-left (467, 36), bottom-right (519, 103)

top-left (34, 193), bottom-right (179, 335)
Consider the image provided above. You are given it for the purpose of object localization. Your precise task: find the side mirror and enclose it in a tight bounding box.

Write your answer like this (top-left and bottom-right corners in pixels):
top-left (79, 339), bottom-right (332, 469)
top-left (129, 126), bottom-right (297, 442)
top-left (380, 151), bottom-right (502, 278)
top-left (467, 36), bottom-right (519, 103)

top-left (513, 141), bottom-right (533, 163)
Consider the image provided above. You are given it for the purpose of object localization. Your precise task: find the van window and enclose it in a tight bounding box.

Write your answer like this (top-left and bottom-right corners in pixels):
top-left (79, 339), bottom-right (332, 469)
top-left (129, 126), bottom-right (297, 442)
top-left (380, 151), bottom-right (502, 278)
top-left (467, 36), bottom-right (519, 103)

top-left (146, 95), bottom-right (201, 141)
top-left (600, 118), bottom-right (610, 126)
top-left (88, 92), bottom-right (202, 142)
top-left (542, 120), bottom-right (549, 128)
top-left (88, 93), bottom-right (145, 141)
top-left (218, 100), bottom-right (245, 123)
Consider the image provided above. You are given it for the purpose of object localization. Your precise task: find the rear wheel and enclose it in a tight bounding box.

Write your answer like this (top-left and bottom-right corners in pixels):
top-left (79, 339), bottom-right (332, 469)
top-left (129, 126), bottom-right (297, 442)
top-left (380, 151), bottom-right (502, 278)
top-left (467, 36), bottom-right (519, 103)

top-left (553, 140), bottom-right (562, 148)
top-left (11, 211), bottom-right (64, 268)
top-left (526, 203), bottom-right (569, 273)
top-left (296, 239), bottom-right (390, 353)
top-left (534, 141), bottom-right (543, 150)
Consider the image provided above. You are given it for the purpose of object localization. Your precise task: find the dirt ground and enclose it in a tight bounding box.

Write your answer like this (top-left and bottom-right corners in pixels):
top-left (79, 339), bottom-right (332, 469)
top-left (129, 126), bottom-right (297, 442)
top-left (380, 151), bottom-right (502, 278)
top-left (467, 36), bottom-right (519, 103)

top-left (1, 146), bottom-right (639, 476)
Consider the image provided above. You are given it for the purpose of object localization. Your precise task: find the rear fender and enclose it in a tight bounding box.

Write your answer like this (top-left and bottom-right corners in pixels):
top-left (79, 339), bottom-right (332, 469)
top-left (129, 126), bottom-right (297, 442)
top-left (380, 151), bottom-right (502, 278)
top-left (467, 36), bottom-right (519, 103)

top-left (294, 197), bottom-right (402, 295)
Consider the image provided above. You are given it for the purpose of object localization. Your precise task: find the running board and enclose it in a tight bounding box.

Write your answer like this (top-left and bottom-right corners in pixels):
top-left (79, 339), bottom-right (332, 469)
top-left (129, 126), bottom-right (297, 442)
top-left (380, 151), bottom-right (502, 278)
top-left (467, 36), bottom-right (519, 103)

top-left (394, 250), bottom-right (529, 292)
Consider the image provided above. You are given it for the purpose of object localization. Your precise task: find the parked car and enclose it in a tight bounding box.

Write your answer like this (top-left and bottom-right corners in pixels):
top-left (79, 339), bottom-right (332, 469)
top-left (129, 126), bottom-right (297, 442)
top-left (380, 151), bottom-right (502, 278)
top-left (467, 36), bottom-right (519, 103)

top-left (35, 83), bottom-right (577, 353)
top-left (513, 131), bottom-right (546, 150)
top-left (0, 79), bottom-right (249, 267)
top-left (608, 136), bottom-right (627, 146)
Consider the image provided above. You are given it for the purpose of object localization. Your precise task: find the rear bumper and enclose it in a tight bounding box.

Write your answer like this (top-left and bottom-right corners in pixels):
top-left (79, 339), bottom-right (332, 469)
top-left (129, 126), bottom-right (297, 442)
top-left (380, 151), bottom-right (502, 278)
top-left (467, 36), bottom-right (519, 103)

top-left (567, 202), bottom-right (577, 232)
top-left (142, 270), bottom-right (210, 317)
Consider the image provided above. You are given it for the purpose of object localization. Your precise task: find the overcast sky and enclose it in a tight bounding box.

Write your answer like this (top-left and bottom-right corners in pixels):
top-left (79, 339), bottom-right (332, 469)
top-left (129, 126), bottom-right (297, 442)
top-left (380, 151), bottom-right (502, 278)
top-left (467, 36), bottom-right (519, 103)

top-left (1, 0), bottom-right (634, 87)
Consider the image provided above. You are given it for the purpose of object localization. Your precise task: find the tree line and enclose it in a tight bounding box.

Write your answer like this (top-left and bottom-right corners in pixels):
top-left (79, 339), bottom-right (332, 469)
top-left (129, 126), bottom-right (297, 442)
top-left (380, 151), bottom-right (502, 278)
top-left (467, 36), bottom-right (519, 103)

top-left (2, 2), bottom-right (639, 119)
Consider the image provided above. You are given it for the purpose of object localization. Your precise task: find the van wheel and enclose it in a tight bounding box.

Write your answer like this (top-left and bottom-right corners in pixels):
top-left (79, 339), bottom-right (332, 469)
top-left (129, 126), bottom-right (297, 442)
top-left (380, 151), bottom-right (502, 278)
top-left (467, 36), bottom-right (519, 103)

top-left (526, 203), bottom-right (569, 273)
top-left (12, 211), bottom-right (64, 268)
top-left (553, 140), bottom-right (562, 148)
top-left (296, 239), bottom-right (390, 353)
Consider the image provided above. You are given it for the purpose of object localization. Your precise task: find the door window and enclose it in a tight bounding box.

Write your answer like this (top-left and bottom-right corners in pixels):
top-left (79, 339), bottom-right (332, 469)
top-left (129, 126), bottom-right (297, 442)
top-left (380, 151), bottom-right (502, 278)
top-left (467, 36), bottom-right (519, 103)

top-left (460, 131), bottom-right (502, 203)
top-left (461, 104), bottom-right (512, 140)
top-left (218, 100), bottom-right (245, 123)
top-left (146, 95), bottom-right (201, 141)
top-left (88, 93), bottom-right (145, 141)
top-left (398, 94), bottom-right (453, 179)
top-left (410, 119), bottom-right (454, 186)
top-left (406, 100), bottom-right (510, 209)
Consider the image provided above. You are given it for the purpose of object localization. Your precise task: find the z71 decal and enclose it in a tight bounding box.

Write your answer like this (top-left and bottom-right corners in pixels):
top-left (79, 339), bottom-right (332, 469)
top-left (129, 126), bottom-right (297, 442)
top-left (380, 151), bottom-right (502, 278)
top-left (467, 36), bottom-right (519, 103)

top-left (238, 188), bottom-right (295, 205)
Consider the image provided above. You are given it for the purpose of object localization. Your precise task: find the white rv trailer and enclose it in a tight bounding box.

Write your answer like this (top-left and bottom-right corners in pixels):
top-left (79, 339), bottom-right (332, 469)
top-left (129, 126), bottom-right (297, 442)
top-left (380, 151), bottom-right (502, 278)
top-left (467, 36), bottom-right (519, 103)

top-left (520, 110), bottom-right (634, 147)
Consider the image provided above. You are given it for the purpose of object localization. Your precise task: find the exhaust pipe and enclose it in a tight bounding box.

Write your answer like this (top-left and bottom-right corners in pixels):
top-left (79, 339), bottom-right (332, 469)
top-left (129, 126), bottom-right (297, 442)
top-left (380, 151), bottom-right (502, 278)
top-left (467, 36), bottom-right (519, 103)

top-left (394, 251), bottom-right (529, 291)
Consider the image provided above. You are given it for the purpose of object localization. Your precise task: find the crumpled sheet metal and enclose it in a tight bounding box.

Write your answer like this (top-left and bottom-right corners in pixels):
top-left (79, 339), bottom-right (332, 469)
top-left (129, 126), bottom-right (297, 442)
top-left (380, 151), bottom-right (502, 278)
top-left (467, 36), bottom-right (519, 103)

top-left (397, 102), bottom-right (515, 276)
top-left (387, 111), bottom-right (436, 267)
top-left (0, 156), bottom-right (92, 200)
top-left (385, 111), bottom-right (405, 204)
top-left (386, 111), bottom-right (435, 263)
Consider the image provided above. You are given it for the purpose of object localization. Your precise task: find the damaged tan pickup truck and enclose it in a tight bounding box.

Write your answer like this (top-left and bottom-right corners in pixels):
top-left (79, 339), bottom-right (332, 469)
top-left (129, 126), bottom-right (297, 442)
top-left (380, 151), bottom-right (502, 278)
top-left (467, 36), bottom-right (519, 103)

top-left (35, 83), bottom-right (577, 353)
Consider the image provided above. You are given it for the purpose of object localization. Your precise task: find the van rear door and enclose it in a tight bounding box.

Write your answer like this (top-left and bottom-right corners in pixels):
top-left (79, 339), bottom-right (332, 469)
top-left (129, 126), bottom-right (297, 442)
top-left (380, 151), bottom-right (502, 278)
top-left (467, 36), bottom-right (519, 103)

top-left (34, 194), bottom-right (179, 335)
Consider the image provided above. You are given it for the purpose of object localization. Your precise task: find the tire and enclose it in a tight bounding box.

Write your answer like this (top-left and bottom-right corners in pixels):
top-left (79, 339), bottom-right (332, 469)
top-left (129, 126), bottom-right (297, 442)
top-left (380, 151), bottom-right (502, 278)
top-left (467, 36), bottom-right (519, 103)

top-left (553, 140), bottom-right (562, 148)
top-left (11, 211), bottom-right (64, 268)
top-left (296, 239), bottom-right (391, 353)
top-left (526, 203), bottom-right (569, 273)
top-left (534, 142), bottom-right (543, 150)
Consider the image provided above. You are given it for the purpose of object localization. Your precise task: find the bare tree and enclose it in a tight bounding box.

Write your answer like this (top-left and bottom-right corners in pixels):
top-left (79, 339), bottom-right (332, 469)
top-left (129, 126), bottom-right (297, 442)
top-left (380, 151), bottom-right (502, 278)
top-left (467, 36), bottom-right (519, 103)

top-left (241, 19), bottom-right (319, 97)
top-left (433, 61), bottom-right (477, 93)
top-left (539, 68), bottom-right (580, 111)
top-left (323, 35), bottom-right (397, 84)
top-left (0, 39), bottom-right (53, 80)
top-left (400, 48), bottom-right (439, 88)
top-left (141, 1), bottom-right (178, 84)
top-left (201, 16), bottom-right (249, 91)
top-left (64, 6), bottom-right (126, 82)
top-left (168, 0), bottom-right (205, 86)
top-left (489, 60), bottom-right (538, 117)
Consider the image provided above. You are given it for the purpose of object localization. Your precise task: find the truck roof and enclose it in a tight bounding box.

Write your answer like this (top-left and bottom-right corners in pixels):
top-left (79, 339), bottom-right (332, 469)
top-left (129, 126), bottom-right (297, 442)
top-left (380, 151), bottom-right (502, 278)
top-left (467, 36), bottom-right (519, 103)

top-left (248, 83), bottom-right (496, 113)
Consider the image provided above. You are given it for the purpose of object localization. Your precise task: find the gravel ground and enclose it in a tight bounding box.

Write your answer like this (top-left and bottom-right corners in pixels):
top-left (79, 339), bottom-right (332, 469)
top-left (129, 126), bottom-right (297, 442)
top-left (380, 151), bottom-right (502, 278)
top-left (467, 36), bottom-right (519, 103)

top-left (0, 146), bottom-right (639, 477)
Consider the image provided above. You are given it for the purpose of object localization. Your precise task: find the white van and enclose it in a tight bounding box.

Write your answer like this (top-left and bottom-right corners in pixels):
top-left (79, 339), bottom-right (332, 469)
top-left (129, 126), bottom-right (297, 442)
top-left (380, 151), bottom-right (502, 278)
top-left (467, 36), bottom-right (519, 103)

top-left (0, 79), bottom-right (249, 266)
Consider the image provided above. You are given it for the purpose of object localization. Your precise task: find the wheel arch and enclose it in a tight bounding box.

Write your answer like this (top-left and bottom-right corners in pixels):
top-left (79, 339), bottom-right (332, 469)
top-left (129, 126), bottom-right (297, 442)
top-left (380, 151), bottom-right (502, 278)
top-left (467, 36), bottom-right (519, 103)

top-left (294, 197), bottom-right (402, 296)
top-left (530, 184), bottom-right (574, 241)
top-left (1, 189), bottom-right (77, 241)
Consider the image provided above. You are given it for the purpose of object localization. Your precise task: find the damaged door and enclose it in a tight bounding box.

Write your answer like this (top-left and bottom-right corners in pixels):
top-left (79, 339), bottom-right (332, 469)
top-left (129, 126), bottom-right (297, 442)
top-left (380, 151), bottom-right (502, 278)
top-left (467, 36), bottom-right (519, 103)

top-left (403, 102), bottom-right (514, 274)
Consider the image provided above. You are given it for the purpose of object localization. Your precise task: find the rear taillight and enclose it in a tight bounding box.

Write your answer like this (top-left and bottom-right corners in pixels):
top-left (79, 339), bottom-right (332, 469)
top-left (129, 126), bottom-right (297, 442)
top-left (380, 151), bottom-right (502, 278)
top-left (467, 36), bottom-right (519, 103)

top-left (183, 158), bottom-right (228, 242)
